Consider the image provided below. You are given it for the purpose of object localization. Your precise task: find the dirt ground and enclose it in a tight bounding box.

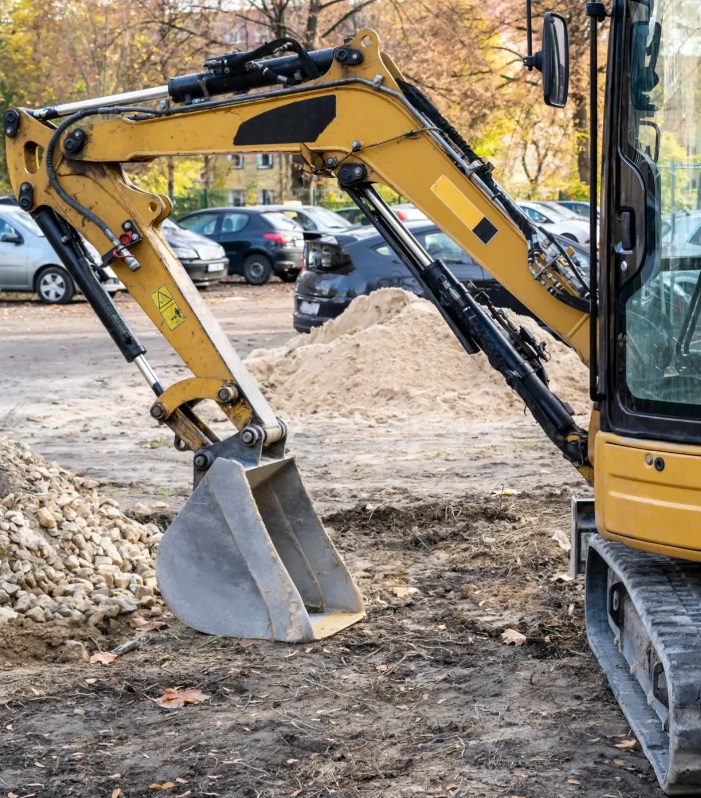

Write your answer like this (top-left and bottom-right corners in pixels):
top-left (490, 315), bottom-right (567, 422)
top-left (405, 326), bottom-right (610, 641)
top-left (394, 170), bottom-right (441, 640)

top-left (0, 284), bottom-right (662, 797)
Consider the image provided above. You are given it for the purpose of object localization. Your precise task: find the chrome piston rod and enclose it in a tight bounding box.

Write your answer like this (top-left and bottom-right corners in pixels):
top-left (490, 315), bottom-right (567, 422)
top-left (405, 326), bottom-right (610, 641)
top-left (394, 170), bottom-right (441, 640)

top-left (33, 86), bottom-right (170, 119)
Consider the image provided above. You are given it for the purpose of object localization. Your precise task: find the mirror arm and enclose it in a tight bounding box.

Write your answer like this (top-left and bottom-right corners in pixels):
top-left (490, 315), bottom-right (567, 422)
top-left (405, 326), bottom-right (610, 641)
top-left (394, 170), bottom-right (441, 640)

top-left (524, 0), bottom-right (535, 70)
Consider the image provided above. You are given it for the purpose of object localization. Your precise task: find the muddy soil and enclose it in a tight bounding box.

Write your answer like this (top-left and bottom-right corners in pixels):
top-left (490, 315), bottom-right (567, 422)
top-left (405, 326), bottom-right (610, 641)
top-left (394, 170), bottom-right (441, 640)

top-left (0, 492), bottom-right (657, 798)
top-left (0, 286), bottom-right (660, 797)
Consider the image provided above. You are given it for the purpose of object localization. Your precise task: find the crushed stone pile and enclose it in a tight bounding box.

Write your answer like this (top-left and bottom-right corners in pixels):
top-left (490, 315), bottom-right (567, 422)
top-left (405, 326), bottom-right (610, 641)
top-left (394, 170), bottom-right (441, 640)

top-left (246, 289), bottom-right (590, 421)
top-left (0, 436), bottom-right (163, 627)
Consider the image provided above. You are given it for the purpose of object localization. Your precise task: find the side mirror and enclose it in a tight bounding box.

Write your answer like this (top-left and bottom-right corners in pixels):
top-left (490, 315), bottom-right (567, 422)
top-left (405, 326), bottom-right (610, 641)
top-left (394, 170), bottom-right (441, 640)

top-left (540, 12), bottom-right (570, 107)
top-left (0, 231), bottom-right (22, 244)
top-left (524, 6), bottom-right (570, 108)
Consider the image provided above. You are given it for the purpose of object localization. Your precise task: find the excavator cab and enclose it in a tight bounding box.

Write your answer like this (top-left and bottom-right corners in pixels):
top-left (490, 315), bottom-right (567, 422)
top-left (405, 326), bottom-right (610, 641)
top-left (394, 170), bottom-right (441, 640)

top-left (583, 0), bottom-right (701, 790)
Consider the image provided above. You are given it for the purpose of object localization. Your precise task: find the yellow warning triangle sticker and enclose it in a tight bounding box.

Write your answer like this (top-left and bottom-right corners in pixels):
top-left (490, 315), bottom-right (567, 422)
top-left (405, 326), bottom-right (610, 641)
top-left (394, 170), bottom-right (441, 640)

top-left (156, 290), bottom-right (172, 309)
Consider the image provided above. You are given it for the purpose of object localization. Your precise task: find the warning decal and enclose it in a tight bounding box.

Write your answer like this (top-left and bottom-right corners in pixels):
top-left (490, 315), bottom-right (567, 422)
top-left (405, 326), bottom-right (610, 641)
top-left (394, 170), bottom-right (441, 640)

top-left (150, 285), bottom-right (187, 331)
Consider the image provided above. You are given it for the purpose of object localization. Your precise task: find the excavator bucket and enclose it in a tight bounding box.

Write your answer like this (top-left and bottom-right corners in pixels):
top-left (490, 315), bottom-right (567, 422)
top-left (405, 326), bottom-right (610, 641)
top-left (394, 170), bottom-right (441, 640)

top-left (155, 455), bottom-right (365, 642)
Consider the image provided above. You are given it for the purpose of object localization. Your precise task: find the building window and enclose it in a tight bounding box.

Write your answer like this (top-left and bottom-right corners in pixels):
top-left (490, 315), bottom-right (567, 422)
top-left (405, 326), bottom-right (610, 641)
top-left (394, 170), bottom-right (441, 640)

top-left (224, 29), bottom-right (243, 46)
top-left (259, 189), bottom-right (275, 205)
top-left (228, 190), bottom-right (245, 207)
top-left (257, 153), bottom-right (274, 170)
top-left (228, 153), bottom-right (244, 169)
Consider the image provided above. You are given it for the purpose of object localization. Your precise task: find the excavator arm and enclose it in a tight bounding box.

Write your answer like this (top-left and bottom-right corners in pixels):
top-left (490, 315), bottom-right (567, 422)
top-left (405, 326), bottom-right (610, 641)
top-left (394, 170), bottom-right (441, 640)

top-left (4, 29), bottom-right (592, 480)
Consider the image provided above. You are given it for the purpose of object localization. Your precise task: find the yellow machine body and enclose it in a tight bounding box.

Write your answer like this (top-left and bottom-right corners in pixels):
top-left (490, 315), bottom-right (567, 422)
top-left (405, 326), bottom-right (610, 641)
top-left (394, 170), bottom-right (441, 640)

top-left (595, 433), bottom-right (701, 561)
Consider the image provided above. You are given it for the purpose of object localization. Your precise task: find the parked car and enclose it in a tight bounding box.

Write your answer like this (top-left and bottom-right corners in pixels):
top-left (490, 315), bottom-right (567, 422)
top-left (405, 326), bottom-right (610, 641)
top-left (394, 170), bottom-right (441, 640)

top-left (335, 206), bottom-right (367, 226)
top-left (176, 207), bottom-right (304, 285)
top-left (518, 201), bottom-right (591, 245)
top-left (544, 200), bottom-right (600, 221)
top-left (293, 222), bottom-right (590, 333)
top-left (0, 205), bottom-right (123, 304)
top-left (335, 202), bottom-right (428, 227)
top-left (258, 204), bottom-right (353, 235)
top-left (161, 218), bottom-right (228, 287)
top-left (392, 203), bottom-right (428, 222)
top-left (661, 210), bottom-right (701, 266)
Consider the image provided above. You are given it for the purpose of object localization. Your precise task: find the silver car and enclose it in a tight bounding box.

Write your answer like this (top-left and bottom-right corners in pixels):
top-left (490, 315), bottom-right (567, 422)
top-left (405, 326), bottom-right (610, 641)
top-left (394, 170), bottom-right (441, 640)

top-left (518, 201), bottom-right (591, 245)
top-left (0, 205), bottom-right (123, 303)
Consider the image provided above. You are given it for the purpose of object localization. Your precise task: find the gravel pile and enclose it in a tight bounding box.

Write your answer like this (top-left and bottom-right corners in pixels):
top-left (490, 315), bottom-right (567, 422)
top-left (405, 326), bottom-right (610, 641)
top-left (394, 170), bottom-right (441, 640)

top-left (0, 436), bottom-right (163, 627)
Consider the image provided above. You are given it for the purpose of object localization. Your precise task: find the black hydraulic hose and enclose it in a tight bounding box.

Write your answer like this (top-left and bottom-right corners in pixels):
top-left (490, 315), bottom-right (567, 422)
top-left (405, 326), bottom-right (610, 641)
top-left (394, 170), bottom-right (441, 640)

top-left (44, 105), bottom-right (162, 271)
top-left (32, 206), bottom-right (147, 363)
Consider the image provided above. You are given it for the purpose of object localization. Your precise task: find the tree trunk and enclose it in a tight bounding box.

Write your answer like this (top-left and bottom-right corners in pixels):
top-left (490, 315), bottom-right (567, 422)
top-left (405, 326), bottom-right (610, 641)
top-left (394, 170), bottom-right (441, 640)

top-left (167, 157), bottom-right (175, 200)
top-left (571, 93), bottom-right (590, 188)
top-left (304, 0), bottom-right (321, 49)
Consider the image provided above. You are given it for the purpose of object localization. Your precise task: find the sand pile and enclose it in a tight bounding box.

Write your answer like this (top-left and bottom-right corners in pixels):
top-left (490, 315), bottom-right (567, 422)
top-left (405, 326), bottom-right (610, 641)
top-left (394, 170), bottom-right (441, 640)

top-left (0, 436), bottom-right (162, 627)
top-left (246, 289), bottom-right (590, 422)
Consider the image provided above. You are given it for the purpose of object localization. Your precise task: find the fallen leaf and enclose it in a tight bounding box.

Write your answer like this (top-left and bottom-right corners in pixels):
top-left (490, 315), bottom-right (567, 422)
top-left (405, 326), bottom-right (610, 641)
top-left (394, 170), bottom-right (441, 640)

top-left (615, 739), bottom-right (636, 749)
top-left (175, 792), bottom-right (192, 798)
top-left (566, 779), bottom-right (580, 785)
top-left (501, 628), bottom-right (527, 646)
top-left (8, 793), bottom-right (18, 798)
top-left (175, 779), bottom-right (187, 784)
top-left (90, 652), bottom-right (119, 665)
top-left (550, 572), bottom-right (575, 583)
top-left (375, 663), bottom-right (395, 673)
top-left (286, 758), bottom-right (299, 764)
top-left (239, 640), bottom-right (253, 648)
top-left (112, 790), bottom-right (122, 798)
top-left (151, 688), bottom-right (211, 709)
top-left (227, 668), bottom-right (243, 678)
top-left (613, 758), bottom-right (626, 767)
top-left (390, 586), bottom-right (419, 598)
top-left (149, 783), bottom-right (175, 790)
top-left (290, 791), bottom-right (303, 797)
top-left (309, 753), bottom-right (319, 760)
top-left (129, 617), bottom-right (168, 632)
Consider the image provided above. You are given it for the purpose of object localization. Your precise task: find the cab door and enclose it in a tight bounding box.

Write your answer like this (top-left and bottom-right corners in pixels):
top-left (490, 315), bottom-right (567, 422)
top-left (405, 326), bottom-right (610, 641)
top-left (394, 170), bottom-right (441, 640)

top-left (0, 215), bottom-right (29, 290)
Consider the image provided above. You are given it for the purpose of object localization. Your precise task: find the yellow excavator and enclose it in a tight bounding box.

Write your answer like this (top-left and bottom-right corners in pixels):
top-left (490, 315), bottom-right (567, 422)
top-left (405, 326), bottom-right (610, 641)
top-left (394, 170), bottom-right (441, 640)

top-left (4, 0), bottom-right (700, 791)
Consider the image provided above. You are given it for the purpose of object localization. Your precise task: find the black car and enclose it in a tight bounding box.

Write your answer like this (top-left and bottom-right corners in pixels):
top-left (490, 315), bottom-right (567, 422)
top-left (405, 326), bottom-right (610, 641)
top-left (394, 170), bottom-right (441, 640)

top-left (161, 218), bottom-right (228, 287)
top-left (176, 207), bottom-right (304, 285)
top-left (294, 222), bottom-right (590, 333)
